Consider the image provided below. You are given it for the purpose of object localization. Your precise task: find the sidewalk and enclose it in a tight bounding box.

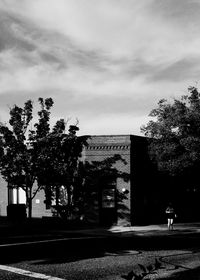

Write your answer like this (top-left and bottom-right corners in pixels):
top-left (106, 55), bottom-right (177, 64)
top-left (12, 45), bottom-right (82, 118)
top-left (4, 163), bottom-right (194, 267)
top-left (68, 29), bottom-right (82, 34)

top-left (69, 222), bottom-right (200, 237)
top-left (112, 222), bottom-right (200, 234)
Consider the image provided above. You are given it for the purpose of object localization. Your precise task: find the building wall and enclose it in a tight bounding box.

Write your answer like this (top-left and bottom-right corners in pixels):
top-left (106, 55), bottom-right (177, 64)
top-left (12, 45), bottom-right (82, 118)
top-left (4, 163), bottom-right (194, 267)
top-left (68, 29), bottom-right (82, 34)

top-left (31, 184), bottom-right (51, 218)
top-left (83, 134), bottom-right (164, 226)
top-left (0, 176), bottom-right (7, 216)
top-left (83, 135), bottom-right (131, 225)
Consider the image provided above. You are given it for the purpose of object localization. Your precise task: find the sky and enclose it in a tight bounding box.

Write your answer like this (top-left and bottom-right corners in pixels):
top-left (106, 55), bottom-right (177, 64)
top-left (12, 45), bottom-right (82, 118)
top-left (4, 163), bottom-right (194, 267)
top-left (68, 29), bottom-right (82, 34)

top-left (0, 0), bottom-right (200, 136)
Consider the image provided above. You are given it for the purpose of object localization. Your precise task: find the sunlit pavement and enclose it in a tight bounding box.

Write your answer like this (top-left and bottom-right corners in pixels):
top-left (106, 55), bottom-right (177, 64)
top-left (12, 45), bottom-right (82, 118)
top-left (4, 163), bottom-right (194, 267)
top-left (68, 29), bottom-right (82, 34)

top-left (109, 222), bottom-right (200, 234)
top-left (66, 222), bottom-right (200, 237)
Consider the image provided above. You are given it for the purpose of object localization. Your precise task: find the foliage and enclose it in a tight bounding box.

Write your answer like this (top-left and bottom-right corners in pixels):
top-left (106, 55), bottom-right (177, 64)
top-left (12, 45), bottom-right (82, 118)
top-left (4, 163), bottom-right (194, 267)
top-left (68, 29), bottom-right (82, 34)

top-left (0, 97), bottom-right (88, 219)
top-left (70, 154), bottom-right (130, 221)
top-left (0, 98), bottom-right (55, 218)
top-left (121, 258), bottom-right (165, 280)
top-left (45, 153), bottom-right (130, 221)
top-left (0, 101), bottom-right (32, 188)
top-left (34, 121), bottom-right (89, 219)
top-left (141, 86), bottom-right (200, 179)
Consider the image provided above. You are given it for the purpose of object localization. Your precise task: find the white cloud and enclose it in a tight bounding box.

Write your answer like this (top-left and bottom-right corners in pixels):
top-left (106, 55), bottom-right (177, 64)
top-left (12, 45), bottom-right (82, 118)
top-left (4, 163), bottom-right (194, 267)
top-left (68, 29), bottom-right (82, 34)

top-left (0, 0), bottom-right (191, 61)
top-left (78, 113), bottom-right (152, 136)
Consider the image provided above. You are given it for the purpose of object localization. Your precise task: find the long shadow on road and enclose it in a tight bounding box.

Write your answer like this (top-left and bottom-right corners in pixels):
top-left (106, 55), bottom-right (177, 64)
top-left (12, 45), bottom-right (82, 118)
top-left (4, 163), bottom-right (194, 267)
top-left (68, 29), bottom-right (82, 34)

top-left (0, 230), bottom-right (200, 265)
top-left (0, 218), bottom-right (200, 265)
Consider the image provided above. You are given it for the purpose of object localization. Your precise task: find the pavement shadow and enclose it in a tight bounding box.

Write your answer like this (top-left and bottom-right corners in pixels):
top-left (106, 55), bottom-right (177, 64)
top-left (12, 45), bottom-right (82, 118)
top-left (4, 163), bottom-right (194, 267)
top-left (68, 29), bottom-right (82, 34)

top-left (0, 236), bottom-right (125, 264)
top-left (0, 218), bottom-right (200, 265)
top-left (1, 232), bottom-right (200, 265)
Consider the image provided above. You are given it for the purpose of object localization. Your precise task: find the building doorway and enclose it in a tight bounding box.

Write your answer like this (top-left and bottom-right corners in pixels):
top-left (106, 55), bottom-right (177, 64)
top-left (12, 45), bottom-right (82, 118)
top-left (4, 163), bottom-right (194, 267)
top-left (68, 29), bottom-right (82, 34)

top-left (99, 187), bottom-right (117, 226)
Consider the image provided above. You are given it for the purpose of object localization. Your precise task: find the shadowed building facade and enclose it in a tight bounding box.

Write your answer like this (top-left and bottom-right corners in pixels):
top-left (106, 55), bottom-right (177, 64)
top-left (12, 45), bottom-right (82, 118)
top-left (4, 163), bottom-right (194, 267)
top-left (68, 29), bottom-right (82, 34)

top-left (0, 134), bottom-right (187, 225)
top-left (82, 135), bottom-right (131, 226)
top-left (82, 134), bottom-right (166, 226)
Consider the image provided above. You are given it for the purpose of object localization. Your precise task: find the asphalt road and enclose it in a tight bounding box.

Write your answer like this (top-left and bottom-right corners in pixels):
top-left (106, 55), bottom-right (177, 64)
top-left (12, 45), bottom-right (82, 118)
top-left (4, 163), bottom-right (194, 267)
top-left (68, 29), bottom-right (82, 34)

top-left (0, 230), bottom-right (200, 279)
top-left (0, 245), bottom-right (200, 279)
top-left (0, 230), bottom-right (200, 262)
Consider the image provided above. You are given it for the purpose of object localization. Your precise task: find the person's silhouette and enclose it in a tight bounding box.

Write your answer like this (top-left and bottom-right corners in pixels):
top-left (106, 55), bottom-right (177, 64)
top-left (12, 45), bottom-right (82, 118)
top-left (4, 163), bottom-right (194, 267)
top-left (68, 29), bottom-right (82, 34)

top-left (165, 203), bottom-right (176, 230)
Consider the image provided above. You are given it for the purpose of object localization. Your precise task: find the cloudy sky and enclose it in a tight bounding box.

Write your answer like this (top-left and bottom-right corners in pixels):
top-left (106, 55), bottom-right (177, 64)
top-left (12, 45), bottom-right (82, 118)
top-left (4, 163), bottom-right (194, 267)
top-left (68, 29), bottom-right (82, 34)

top-left (0, 0), bottom-right (200, 136)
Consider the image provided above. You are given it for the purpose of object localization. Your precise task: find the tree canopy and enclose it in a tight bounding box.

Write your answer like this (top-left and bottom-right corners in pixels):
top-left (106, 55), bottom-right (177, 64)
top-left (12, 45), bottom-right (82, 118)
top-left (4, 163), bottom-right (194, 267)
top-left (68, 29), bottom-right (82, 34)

top-left (141, 86), bottom-right (200, 182)
top-left (0, 98), bottom-right (88, 218)
top-left (35, 121), bottom-right (89, 219)
top-left (0, 99), bottom-right (38, 218)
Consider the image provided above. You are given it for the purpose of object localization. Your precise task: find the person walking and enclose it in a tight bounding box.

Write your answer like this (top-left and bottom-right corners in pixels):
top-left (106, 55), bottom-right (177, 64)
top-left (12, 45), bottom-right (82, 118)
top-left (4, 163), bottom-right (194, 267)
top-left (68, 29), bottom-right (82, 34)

top-left (165, 203), bottom-right (176, 230)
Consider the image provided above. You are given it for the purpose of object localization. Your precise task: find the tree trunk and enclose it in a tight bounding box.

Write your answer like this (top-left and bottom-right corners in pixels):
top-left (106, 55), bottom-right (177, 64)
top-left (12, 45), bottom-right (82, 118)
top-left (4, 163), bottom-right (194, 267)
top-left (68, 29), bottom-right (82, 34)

top-left (28, 197), bottom-right (32, 219)
top-left (56, 185), bottom-right (60, 217)
top-left (26, 189), bottom-right (32, 219)
top-left (67, 186), bottom-right (72, 219)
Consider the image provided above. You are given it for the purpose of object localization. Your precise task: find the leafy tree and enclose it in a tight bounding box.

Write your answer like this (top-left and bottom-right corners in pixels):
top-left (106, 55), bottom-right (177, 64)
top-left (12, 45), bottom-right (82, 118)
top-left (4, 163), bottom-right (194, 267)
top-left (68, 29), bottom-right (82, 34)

top-left (141, 86), bottom-right (200, 188)
top-left (0, 98), bottom-right (54, 218)
top-left (35, 121), bottom-right (89, 219)
top-left (67, 154), bottom-right (130, 223)
top-left (43, 151), bottom-right (130, 222)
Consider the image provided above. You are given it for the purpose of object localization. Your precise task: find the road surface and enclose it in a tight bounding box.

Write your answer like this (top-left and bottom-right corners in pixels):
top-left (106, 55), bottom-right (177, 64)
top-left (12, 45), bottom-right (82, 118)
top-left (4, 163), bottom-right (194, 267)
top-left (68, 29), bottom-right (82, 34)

top-left (0, 234), bottom-right (199, 279)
